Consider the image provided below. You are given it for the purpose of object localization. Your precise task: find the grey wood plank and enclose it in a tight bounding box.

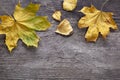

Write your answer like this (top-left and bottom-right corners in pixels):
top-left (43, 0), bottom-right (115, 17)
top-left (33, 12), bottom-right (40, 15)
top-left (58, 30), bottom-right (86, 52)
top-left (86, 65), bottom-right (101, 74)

top-left (0, 0), bottom-right (120, 80)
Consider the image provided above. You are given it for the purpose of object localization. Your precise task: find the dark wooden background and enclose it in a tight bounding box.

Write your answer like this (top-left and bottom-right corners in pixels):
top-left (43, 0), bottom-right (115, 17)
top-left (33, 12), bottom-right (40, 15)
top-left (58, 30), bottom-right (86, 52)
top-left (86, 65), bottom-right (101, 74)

top-left (0, 0), bottom-right (120, 80)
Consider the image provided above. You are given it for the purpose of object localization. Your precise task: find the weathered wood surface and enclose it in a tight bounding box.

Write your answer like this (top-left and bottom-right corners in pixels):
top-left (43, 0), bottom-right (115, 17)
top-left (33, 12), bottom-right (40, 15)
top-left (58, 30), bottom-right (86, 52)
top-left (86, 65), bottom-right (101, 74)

top-left (0, 0), bottom-right (120, 80)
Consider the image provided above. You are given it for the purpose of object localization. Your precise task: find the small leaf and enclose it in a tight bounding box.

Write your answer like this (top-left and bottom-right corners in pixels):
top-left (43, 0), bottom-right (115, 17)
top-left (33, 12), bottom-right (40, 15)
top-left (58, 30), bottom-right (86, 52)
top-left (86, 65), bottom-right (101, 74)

top-left (78, 5), bottom-right (118, 42)
top-left (0, 2), bottom-right (51, 52)
top-left (52, 11), bottom-right (62, 21)
top-left (55, 19), bottom-right (73, 36)
top-left (63, 0), bottom-right (77, 11)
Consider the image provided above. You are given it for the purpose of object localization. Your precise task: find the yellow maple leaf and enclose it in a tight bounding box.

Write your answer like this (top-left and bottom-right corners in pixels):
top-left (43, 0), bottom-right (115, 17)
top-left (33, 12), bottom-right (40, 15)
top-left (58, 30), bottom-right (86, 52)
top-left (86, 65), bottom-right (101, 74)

top-left (0, 2), bottom-right (51, 52)
top-left (78, 5), bottom-right (118, 42)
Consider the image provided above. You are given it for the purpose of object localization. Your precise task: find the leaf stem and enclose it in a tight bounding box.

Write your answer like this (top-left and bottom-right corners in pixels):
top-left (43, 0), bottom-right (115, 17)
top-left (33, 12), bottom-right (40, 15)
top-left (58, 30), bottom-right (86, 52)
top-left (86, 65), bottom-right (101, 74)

top-left (101, 0), bottom-right (109, 10)
top-left (11, 14), bottom-right (17, 22)
top-left (90, 0), bottom-right (93, 5)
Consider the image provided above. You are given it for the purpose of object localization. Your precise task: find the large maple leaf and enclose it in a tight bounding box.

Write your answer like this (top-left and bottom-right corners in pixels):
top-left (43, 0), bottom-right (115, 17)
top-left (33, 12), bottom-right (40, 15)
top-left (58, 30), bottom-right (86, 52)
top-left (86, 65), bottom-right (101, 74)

top-left (0, 2), bottom-right (51, 52)
top-left (78, 5), bottom-right (118, 42)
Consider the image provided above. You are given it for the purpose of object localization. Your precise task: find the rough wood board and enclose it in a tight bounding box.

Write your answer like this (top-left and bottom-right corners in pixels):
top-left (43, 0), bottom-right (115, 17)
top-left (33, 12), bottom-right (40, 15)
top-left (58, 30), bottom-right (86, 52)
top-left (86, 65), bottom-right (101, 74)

top-left (0, 0), bottom-right (120, 80)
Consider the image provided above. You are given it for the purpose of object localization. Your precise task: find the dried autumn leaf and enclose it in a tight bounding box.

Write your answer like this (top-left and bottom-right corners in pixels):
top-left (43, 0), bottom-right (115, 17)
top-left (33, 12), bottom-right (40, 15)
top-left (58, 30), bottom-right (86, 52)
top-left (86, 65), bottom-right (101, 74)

top-left (52, 11), bottom-right (62, 21)
top-left (55, 19), bottom-right (73, 36)
top-left (0, 2), bottom-right (51, 52)
top-left (63, 0), bottom-right (77, 11)
top-left (78, 5), bottom-right (118, 42)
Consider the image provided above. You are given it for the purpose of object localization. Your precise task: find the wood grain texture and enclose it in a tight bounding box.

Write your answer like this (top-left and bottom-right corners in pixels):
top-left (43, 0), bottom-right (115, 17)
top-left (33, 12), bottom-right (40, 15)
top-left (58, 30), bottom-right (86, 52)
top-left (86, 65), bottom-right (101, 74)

top-left (0, 0), bottom-right (120, 80)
